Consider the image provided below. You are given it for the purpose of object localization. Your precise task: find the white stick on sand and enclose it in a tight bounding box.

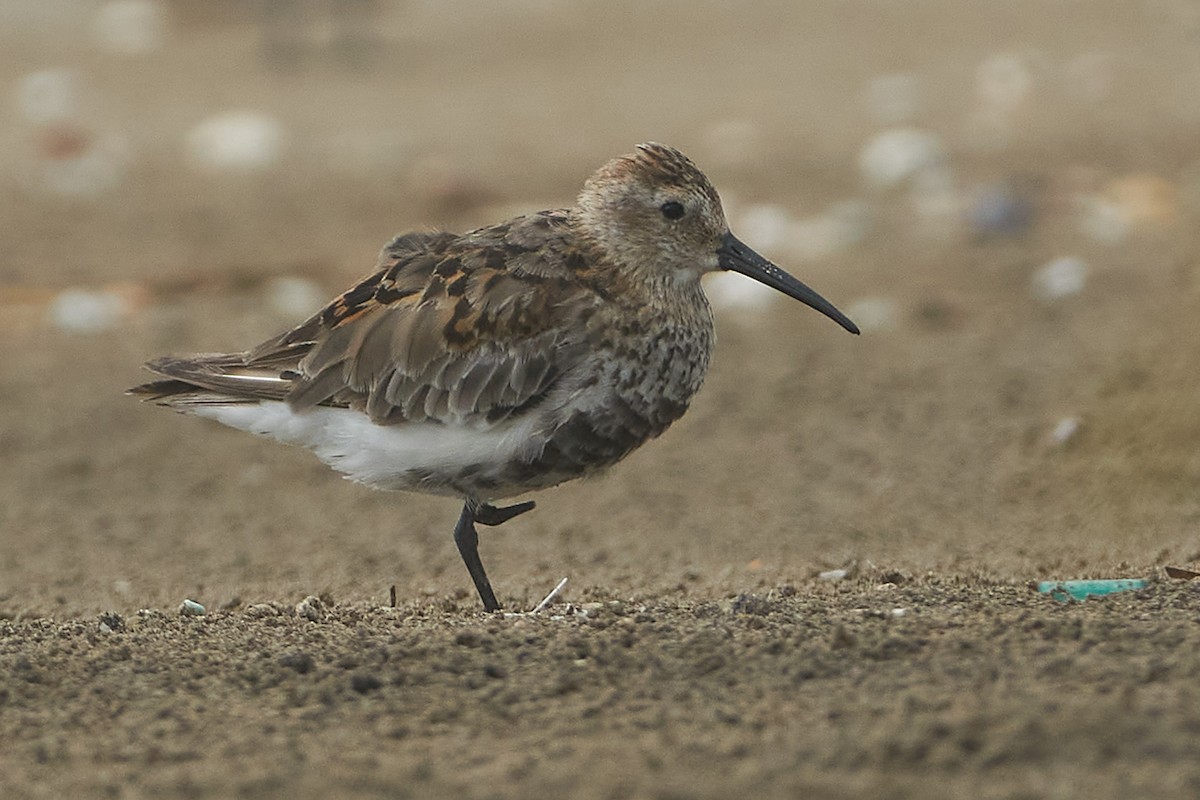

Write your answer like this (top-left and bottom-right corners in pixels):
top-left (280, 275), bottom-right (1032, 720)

top-left (531, 577), bottom-right (569, 613)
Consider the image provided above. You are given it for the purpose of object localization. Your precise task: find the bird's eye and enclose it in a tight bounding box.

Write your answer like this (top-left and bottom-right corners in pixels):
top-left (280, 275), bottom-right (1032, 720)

top-left (660, 201), bottom-right (685, 221)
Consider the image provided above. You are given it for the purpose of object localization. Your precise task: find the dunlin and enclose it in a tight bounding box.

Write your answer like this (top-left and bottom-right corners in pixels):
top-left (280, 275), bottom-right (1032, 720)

top-left (130, 143), bottom-right (858, 611)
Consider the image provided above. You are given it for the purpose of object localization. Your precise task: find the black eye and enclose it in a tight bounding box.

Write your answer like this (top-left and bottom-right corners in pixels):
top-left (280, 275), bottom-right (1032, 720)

top-left (660, 201), bottom-right (685, 221)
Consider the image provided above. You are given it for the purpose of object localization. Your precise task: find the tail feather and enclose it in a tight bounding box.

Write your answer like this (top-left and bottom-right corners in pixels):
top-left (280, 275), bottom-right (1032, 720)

top-left (129, 353), bottom-right (296, 407)
top-left (126, 379), bottom-right (261, 407)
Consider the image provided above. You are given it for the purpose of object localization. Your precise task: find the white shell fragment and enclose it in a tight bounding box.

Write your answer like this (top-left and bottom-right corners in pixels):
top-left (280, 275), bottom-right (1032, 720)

top-left (14, 68), bottom-right (80, 124)
top-left (266, 277), bottom-right (324, 317)
top-left (187, 111), bottom-right (286, 173)
top-left (859, 128), bottom-right (946, 190)
top-left (1031, 257), bottom-right (1088, 302)
top-left (843, 297), bottom-right (899, 334)
top-left (48, 288), bottom-right (130, 334)
top-left (1050, 417), bottom-right (1082, 445)
top-left (1076, 195), bottom-right (1131, 244)
top-left (531, 577), bottom-right (569, 613)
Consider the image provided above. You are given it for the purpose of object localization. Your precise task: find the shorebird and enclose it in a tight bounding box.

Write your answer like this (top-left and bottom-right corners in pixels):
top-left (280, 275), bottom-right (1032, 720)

top-left (130, 143), bottom-right (859, 612)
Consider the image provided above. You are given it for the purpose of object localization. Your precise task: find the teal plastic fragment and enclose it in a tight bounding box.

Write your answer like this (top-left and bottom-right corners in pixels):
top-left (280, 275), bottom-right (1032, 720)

top-left (1037, 579), bottom-right (1148, 602)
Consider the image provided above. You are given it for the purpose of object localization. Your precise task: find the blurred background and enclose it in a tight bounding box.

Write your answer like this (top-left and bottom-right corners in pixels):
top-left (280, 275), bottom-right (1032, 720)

top-left (3, 0), bottom-right (1200, 615)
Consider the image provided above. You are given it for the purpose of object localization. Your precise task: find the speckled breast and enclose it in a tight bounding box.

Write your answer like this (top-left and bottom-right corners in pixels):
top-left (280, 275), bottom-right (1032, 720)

top-left (513, 309), bottom-right (716, 490)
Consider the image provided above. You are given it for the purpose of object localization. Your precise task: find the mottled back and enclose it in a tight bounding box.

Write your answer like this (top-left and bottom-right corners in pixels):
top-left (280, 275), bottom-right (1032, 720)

top-left (136, 210), bottom-right (608, 428)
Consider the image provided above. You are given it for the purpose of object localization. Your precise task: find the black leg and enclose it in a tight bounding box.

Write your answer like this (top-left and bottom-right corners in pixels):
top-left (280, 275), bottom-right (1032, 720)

top-left (452, 500), bottom-right (536, 612)
top-left (453, 503), bottom-right (499, 612)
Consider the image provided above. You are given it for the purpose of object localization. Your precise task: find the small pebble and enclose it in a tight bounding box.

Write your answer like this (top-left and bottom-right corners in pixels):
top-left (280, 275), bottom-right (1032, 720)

top-left (967, 181), bottom-right (1034, 238)
top-left (1050, 416), bottom-right (1082, 445)
top-left (179, 599), bottom-right (205, 616)
top-left (729, 593), bottom-right (772, 616)
top-left (97, 611), bottom-right (125, 633)
top-left (295, 595), bottom-right (325, 622)
top-left (245, 603), bottom-right (280, 618)
top-left (890, 608), bottom-right (907, 618)
top-left (818, 569), bottom-right (849, 581)
top-left (1103, 174), bottom-right (1178, 230)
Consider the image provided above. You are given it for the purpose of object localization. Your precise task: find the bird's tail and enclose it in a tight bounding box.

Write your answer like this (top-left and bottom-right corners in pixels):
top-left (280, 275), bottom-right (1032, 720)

top-left (128, 353), bottom-right (298, 408)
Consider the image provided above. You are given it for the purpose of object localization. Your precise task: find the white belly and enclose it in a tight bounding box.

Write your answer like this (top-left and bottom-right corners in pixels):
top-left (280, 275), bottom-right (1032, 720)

top-left (192, 401), bottom-right (543, 495)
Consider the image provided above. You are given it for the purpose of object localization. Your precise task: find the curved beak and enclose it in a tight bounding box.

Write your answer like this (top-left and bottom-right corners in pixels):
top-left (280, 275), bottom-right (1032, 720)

top-left (717, 232), bottom-right (859, 335)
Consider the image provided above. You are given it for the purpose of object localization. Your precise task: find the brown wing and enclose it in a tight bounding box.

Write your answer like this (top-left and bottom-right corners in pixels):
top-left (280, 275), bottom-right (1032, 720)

top-left (135, 213), bottom-right (600, 427)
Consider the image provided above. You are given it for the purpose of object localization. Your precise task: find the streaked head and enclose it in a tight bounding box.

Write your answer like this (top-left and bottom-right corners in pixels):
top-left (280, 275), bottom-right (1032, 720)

top-left (578, 143), bottom-right (858, 334)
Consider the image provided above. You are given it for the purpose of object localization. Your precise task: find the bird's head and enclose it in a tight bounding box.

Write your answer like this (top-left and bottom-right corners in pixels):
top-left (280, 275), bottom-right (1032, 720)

top-left (578, 143), bottom-right (858, 334)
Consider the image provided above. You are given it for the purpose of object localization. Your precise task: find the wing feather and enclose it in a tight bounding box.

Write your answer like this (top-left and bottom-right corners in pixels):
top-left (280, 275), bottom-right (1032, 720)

top-left (134, 213), bottom-right (603, 426)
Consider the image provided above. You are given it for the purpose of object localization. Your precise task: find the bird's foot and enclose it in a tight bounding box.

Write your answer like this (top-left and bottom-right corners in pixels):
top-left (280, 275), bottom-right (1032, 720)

top-left (474, 500), bottom-right (536, 527)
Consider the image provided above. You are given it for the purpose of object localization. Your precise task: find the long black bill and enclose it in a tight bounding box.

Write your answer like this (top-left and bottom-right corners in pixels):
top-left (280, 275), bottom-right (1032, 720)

top-left (717, 232), bottom-right (860, 335)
